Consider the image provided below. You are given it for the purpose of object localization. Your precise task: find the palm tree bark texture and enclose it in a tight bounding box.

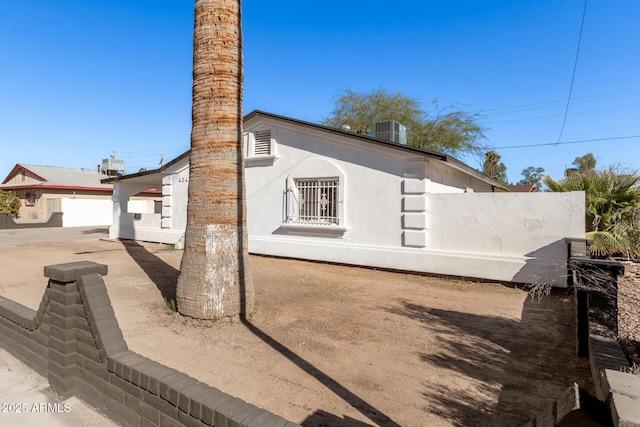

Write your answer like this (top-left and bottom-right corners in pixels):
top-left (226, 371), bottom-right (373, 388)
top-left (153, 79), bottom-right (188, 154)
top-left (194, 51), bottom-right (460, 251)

top-left (176, 0), bottom-right (255, 320)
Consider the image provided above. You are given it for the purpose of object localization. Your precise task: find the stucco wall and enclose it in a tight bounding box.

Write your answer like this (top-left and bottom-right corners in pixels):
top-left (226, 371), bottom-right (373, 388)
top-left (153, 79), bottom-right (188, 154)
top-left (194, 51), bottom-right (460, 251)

top-left (161, 164), bottom-right (189, 233)
top-left (424, 159), bottom-right (493, 193)
top-left (61, 198), bottom-right (113, 227)
top-left (127, 199), bottom-right (155, 214)
top-left (244, 118), bottom-right (475, 249)
top-left (425, 191), bottom-right (585, 285)
top-left (109, 118), bottom-right (585, 286)
top-left (243, 119), bottom-right (585, 286)
top-left (248, 191), bottom-right (585, 287)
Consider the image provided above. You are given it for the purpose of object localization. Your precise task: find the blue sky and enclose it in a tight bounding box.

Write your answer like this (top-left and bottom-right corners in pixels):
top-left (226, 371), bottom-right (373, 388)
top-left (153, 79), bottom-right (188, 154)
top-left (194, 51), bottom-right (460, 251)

top-left (1, 1), bottom-right (638, 183)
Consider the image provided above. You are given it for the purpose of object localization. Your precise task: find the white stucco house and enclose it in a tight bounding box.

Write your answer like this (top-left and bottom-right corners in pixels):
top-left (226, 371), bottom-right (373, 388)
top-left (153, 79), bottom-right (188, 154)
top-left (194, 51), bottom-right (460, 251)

top-left (104, 110), bottom-right (585, 286)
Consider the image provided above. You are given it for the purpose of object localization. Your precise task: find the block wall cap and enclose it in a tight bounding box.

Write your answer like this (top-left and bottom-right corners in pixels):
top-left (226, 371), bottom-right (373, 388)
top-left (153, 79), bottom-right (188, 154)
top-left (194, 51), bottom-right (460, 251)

top-left (44, 261), bottom-right (108, 282)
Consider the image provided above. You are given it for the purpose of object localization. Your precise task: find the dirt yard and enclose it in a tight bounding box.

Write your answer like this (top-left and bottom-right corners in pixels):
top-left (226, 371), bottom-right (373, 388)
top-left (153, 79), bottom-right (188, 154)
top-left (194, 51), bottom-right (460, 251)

top-left (0, 239), bottom-right (592, 426)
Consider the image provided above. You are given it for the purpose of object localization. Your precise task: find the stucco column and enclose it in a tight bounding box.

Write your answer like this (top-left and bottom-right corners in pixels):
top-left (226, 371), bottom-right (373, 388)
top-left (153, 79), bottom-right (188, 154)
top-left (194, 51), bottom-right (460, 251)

top-left (110, 182), bottom-right (154, 240)
top-left (110, 183), bottom-right (127, 239)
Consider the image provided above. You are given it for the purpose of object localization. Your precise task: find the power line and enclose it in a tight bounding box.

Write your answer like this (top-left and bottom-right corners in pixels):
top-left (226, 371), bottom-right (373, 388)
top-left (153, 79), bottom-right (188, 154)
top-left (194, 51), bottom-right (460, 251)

top-left (485, 92), bottom-right (640, 118)
top-left (493, 135), bottom-right (640, 150)
top-left (556, 0), bottom-right (588, 144)
top-left (490, 103), bottom-right (640, 124)
top-left (477, 87), bottom-right (640, 115)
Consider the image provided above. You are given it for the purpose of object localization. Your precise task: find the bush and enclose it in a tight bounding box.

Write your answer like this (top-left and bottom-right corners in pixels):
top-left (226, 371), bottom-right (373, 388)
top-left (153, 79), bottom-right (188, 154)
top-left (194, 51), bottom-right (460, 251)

top-left (0, 190), bottom-right (20, 218)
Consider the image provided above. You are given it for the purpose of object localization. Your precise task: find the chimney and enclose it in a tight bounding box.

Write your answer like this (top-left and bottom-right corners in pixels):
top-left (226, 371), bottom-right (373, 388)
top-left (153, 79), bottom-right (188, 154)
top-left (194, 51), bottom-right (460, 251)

top-left (97, 164), bottom-right (101, 173)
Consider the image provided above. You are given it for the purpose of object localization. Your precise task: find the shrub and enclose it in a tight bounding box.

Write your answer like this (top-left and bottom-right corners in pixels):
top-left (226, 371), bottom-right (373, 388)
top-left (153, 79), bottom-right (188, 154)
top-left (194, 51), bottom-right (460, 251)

top-left (0, 190), bottom-right (20, 218)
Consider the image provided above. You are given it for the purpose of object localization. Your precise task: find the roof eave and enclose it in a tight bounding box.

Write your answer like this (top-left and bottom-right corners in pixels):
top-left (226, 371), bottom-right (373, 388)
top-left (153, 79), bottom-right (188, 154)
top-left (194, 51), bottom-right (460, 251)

top-left (101, 151), bottom-right (191, 184)
top-left (2, 163), bottom-right (48, 184)
top-left (246, 110), bottom-right (507, 190)
top-left (0, 184), bottom-right (113, 192)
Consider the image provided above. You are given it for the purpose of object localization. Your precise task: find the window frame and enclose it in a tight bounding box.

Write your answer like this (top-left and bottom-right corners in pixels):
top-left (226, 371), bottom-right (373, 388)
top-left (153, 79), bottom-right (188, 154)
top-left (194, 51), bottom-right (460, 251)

top-left (287, 177), bottom-right (340, 226)
top-left (24, 191), bottom-right (37, 207)
top-left (280, 158), bottom-right (348, 236)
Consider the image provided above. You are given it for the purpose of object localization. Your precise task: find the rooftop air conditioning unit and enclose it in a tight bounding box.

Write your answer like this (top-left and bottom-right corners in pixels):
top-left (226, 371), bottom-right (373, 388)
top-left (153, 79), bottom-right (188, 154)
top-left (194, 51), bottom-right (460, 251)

top-left (101, 158), bottom-right (126, 176)
top-left (374, 120), bottom-right (406, 145)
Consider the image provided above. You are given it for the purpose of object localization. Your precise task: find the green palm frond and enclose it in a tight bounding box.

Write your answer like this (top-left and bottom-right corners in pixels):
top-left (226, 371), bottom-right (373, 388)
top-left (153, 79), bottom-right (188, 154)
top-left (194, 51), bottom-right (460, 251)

top-left (547, 169), bottom-right (640, 258)
top-left (587, 231), bottom-right (633, 258)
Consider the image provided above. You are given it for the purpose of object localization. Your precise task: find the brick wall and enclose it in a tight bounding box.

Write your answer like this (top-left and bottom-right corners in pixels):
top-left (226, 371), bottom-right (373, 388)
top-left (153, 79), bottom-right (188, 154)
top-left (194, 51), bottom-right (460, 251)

top-left (0, 261), bottom-right (299, 427)
top-left (0, 212), bottom-right (63, 229)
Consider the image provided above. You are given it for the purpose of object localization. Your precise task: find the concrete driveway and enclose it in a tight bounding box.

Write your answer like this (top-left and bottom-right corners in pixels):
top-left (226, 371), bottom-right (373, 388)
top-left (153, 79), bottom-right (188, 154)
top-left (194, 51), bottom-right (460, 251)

top-left (0, 227), bottom-right (108, 249)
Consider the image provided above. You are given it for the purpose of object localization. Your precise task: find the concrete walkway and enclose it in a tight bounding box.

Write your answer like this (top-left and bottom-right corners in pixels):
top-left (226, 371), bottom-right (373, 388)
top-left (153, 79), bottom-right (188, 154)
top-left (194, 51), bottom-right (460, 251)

top-left (0, 226), bottom-right (109, 249)
top-left (0, 347), bottom-right (117, 426)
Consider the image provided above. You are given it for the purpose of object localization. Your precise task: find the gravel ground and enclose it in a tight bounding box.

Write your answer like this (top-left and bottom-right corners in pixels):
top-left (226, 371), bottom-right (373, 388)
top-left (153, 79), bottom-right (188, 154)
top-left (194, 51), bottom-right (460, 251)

top-left (618, 261), bottom-right (640, 364)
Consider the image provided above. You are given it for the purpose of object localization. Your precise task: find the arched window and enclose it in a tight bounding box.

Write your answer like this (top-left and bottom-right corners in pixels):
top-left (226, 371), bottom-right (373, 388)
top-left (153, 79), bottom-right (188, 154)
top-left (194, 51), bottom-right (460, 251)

top-left (282, 158), bottom-right (348, 236)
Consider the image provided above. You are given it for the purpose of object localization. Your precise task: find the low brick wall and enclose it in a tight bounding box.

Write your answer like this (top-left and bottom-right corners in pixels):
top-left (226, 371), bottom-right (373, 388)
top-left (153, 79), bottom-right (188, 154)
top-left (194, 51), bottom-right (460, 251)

top-left (0, 212), bottom-right (63, 229)
top-left (0, 261), bottom-right (299, 427)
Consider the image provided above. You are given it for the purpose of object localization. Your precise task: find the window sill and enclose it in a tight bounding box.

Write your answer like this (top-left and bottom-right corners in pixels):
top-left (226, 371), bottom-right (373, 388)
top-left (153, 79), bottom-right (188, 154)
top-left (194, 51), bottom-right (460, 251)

top-left (279, 223), bottom-right (349, 237)
top-left (245, 155), bottom-right (278, 167)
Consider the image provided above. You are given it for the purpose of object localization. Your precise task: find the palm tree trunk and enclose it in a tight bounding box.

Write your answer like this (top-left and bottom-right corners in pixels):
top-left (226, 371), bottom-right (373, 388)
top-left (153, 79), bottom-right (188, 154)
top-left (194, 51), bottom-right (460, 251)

top-left (176, 0), bottom-right (254, 320)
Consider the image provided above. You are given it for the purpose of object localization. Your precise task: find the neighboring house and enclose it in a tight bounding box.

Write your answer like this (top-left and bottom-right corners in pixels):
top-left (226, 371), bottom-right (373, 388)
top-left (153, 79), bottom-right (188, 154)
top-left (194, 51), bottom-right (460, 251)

top-left (0, 164), bottom-right (160, 226)
top-left (104, 110), bottom-right (585, 286)
top-left (507, 183), bottom-right (537, 192)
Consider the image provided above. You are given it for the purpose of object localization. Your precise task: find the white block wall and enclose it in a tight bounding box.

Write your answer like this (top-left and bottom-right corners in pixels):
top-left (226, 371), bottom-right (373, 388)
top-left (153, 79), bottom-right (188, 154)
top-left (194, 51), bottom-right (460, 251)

top-left (61, 198), bottom-right (113, 227)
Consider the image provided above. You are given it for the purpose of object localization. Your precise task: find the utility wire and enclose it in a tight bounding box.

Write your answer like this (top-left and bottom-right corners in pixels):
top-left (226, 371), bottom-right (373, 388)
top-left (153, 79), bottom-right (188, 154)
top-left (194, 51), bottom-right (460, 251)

top-left (491, 103), bottom-right (640, 124)
top-left (556, 0), bottom-right (588, 144)
top-left (486, 92), bottom-right (640, 117)
top-left (493, 134), bottom-right (640, 150)
top-left (477, 87), bottom-right (640, 115)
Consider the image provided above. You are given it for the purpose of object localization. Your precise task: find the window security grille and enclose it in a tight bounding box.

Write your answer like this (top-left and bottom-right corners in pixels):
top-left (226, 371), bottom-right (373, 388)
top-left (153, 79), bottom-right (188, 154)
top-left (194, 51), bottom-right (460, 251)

top-left (25, 191), bottom-right (37, 206)
top-left (287, 179), bottom-right (339, 225)
top-left (254, 129), bottom-right (271, 155)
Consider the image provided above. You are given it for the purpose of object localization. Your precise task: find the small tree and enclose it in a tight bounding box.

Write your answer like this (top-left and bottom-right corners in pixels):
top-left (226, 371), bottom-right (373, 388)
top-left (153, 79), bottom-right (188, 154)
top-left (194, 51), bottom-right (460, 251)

top-left (324, 89), bottom-right (488, 158)
top-left (0, 190), bottom-right (20, 218)
top-left (518, 166), bottom-right (545, 190)
top-left (324, 89), bottom-right (423, 137)
top-left (565, 153), bottom-right (596, 176)
top-left (482, 151), bottom-right (509, 184)
top-left (411, 100), bottom-right (488, 158)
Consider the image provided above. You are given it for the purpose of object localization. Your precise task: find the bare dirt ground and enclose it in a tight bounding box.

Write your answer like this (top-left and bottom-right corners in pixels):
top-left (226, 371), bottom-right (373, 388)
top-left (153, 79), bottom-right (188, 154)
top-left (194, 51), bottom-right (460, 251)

top-left (0, 239), bottom-right (593, 427)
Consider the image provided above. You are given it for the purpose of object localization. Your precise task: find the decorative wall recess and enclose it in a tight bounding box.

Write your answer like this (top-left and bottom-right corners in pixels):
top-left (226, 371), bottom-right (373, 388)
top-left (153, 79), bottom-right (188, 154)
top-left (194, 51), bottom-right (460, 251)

top-left (402, 178), bottom-right (428, 195)
top-left (402, 213), bottom-right (426, 230)
top-left (401, 179), bottom-right (428, 248)
top-left (402, 196), bottom-right (427, 212)
top-left (403, 230), bottom-right (427, 248)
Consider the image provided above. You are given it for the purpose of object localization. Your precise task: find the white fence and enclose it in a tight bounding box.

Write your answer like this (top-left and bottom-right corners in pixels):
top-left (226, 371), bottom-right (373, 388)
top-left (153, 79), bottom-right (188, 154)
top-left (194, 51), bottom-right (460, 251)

top-left (424, 191), bottom-right (585, 286)
top-left (61, 199), bottom-right (113, 227)
top-left (250, 191), bottom-right (585, 287)
top-left (127, 199), bottom-right (157, 214)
